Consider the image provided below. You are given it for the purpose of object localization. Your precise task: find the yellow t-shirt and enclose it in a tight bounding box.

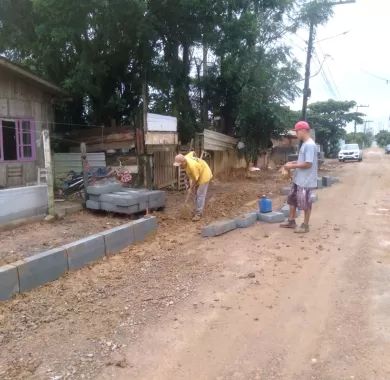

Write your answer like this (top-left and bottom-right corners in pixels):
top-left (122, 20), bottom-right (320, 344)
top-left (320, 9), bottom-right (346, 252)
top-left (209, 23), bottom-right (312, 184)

top-left (185, 152), bottom-right (213, 185)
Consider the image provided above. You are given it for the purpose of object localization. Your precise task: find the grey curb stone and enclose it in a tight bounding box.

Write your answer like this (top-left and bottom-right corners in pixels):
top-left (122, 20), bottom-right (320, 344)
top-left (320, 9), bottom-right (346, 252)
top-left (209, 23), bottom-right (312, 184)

top-left (317, 178), bottom-right (323, 189)
top-left (65, 234), bottom-right (106, 270)
top-left (133, 216), bottom-right (158, 242)
top-left (100, 202), bottom-right (139, 215)
top-left (88, 194), bottom-right (101, 202)
top-left (202, 219), bottom-right (237, 237)
top-left (322, 176), bottom-right (332, 187)
top-left (17, 247), bottom-right (68, 292)
top-left (100, 193), bottom-right (139, 207)
top-left (258, 211), bottom-right (285, 223)
top-left (86, 200), bottom-right (101, 210)
top-left (0, 264), bottom-right (19, 301)
top-left (0, 218), bottom-right (159, 300)
top-left (280, 204), bottom-right (301, 218)
top-left (281, 186), bottom-right (291, 196)
top-left (87, 182), bottom-right (123, 195)
top-left (101, 223), bottom-right (135, 255)
top-left (235, 213), bottom-right (257, 228)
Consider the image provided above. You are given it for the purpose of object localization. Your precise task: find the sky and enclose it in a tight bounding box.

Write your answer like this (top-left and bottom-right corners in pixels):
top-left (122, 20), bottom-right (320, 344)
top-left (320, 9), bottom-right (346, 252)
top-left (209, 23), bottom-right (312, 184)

top-left (288, 0), bottom-right (390, 134)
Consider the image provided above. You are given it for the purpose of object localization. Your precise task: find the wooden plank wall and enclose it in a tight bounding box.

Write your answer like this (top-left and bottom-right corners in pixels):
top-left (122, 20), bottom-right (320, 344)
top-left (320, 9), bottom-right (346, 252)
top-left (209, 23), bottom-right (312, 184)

top-left (152, 151), bottom-right (177, 189)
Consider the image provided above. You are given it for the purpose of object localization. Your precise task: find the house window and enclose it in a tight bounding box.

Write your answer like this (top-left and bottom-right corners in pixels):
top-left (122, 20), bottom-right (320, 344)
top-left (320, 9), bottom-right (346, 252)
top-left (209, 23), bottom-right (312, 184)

top-left (0, 119), bottom-right (35, 161)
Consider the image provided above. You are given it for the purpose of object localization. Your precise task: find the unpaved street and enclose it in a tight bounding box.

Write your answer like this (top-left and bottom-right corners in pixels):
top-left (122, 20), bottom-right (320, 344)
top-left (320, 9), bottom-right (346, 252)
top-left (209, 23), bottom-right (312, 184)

top-left (1, 150), bottom-right (390, 380)
top-left (101, 150), bottom-right (390, 380)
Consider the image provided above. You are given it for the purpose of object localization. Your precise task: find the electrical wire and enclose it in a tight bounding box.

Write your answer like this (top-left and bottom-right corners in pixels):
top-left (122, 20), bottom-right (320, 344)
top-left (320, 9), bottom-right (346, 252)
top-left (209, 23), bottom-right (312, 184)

top-left (317, 44), bottom-right (341, 98)
top-left (361, 69), bottom-right (390, 85)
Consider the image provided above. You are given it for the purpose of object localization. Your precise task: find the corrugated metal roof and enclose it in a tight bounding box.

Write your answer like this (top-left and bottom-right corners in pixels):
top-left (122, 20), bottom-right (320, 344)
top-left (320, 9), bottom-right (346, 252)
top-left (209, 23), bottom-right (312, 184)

top-left (197, 129), bottom-right (238, 151)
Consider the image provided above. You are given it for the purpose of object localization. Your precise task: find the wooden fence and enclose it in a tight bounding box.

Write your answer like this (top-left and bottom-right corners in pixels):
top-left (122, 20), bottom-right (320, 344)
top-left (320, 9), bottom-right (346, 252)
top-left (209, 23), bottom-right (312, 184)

top-left (152, 151), bottom-right (177, 189)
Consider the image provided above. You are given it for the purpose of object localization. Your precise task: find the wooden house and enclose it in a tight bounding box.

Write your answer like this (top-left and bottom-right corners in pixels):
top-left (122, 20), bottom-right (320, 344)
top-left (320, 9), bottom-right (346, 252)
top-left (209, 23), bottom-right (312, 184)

top-left (0, 56), bottom-right (64, 188)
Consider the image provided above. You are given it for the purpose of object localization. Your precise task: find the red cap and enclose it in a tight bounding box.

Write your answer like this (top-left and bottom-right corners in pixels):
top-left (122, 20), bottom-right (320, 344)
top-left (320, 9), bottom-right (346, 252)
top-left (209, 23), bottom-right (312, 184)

top-left (294, 121), bottom-right (310, 131)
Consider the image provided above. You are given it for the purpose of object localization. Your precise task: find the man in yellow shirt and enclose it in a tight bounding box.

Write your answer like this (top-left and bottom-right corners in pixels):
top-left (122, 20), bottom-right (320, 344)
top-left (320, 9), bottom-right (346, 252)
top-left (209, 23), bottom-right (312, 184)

top-left (173, 152), bottom-right (213, 221)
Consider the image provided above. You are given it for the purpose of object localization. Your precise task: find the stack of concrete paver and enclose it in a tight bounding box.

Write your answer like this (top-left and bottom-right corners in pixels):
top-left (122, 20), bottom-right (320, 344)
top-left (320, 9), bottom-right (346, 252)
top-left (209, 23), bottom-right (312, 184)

top-left (86, 182), bottom-right (166, 215)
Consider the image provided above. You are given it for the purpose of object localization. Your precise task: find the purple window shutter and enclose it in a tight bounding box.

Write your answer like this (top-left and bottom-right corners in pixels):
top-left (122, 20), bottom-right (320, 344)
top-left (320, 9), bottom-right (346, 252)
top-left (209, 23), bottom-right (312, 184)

top-left (0, 120), bottom-right (3, 161)
top-left (16, 119), bottom-right (35, 161)
top-left (16, 120), bottom-right (22, 160)
top-left (30, 120), bottom-right (36, 161)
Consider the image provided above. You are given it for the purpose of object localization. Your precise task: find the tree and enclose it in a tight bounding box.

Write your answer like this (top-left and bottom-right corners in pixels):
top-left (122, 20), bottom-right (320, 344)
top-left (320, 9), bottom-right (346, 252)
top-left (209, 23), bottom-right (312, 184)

top-left (0, 0), bottom-right (148, 127)
top-left (375, 130), bottom-right (390, 147)
top-left (0, 0), bottom-right (330, 152)
top-left (307, 100), bottom-right (364, 157)
top-left (345, 132), bottom-right (373, 149)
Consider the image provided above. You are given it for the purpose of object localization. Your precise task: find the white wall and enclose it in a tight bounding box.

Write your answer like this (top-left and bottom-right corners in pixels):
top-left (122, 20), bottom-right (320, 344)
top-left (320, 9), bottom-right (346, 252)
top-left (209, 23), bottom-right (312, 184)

top-left (0, 185), bottom-right (48, 225)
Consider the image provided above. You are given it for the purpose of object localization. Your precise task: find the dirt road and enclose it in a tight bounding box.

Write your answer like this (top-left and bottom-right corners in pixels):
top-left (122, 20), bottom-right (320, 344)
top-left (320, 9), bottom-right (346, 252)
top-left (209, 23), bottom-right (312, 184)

top-left (99, 150), bottom-right (390, 380)
top-left (1, 151), bottom-right (390, 380)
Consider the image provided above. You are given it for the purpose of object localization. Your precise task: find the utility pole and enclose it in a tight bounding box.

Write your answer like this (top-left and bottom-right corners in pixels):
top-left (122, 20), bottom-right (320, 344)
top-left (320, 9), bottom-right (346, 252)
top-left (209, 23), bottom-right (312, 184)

top-left (80, 142), bottom-right (89, 204)
top-left (301, 20), bottom-right (314, 121)
top-left (354, 104), bottom-right (369, 134)
top-left (301, 0), bottom-right (356, 121)
top-left (363, 120), bottom-right (374, 134)
top-left (42, 129), bottom-right (55, 216)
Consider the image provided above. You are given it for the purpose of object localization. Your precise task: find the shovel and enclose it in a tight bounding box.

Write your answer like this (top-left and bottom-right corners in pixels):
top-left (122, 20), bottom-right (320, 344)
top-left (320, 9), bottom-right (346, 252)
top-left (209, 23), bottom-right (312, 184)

top-left (179, 189), bottom-right (195, 219)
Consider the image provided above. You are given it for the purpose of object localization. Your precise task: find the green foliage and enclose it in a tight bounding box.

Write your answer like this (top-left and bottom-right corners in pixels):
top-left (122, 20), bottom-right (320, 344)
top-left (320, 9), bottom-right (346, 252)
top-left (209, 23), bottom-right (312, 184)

top-left (345, 132), bottom-right (374, 149)
top-left (0, 0), bottom-right (334, 150)
top-left (375, 130), bottom-right (390, 147)
top-left (307, 100), bottom-right (364, 157)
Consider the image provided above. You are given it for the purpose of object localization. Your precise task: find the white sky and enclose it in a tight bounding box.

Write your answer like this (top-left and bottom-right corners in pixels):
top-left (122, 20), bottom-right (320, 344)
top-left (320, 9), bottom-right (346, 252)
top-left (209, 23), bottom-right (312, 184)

top-left (288, 0), bottom-right (390, 134)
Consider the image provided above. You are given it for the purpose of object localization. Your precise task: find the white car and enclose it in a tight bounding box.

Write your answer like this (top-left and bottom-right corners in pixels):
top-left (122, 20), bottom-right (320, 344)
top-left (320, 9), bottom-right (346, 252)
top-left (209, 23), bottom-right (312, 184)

top-left (338, 143), bottom-right (363, 162)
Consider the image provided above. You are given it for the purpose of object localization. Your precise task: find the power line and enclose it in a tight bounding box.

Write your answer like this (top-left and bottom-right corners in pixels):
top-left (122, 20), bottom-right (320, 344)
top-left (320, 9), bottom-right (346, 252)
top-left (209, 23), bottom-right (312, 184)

top-left (361, 69), bottom-right (390, 85)
top-left (317, 44), bottom-right (341, 98)
top-left (314, 52), bottom-right (337, 98)
top-left (316, 30), bottom-right (350, 43)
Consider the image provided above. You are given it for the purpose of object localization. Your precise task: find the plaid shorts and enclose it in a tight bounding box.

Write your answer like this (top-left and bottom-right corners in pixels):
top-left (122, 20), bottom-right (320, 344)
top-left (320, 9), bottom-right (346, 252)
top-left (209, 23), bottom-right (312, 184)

top-left (287, 184), bottom-right (313, 211)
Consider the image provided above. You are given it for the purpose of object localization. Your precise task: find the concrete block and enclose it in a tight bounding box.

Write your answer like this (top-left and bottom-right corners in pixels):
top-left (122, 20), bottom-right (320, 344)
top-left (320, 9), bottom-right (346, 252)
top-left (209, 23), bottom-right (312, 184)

top-left (281, 186), bottom-right (291, 196)
top-left (280, 204), bottom-right (301, 218)
top-left (87, 182), bottom-right (122, 195)
top-left (0, 185), bottom-right (48, 225)
top-left (138, 202), bottom-right (149, 212)
top-left (322, 176), bottom-right (332, 187)
top-left (202, 219), bottom-right (237, 237)
top-left (114, 190), bottom-right (150, 211)
top-left (132, 216), bottom-right (158, 242)
top-left (100, 193), bottom-right (139, 207)
top-left (280, 204), bottom-right (290, 217)
top-left (101, 223), bottom-right (135, 255)
top-left (0, 264), bottom-right (19, 301)
top-left (86, 200), bottom-right (100, 210)
top-left (258, 211), bottom-right (285, 224)
top-left (17, 247), bottom-right (68, 292)
top-left (88, 194), bottom-right (101, 202)
top-left (145, 190), bottom-right (166, 209)
top-left (121, 190), bottom-right (149, 202)
top-left (317, 178), bottom-right (323, 189)
top-left (65, 234), bottom-right (105, 270)
top-left (100, 202), bottom-right (139, 215)
top-left (330, 176), bottom-right (340, 184)
top-left (235, 213), bottom-right (257, 228)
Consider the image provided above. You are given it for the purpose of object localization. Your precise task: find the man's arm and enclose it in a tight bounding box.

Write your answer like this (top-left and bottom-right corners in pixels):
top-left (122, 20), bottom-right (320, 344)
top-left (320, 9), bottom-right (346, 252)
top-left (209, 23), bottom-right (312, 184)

top-left (285, 143), bottom-right (315, 170)
top-left (285, 161), bottom-right (312, 170)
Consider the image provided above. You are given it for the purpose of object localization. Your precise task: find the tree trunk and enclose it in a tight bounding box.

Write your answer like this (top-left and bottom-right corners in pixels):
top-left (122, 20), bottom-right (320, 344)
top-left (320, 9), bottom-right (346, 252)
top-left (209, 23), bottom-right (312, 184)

top-left (201, 42), bottom-right (208, 127)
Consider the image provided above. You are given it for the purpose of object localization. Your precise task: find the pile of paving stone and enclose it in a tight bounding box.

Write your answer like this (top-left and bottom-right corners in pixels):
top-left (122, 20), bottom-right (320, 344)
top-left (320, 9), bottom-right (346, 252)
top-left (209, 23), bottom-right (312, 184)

top-left (86, 181), bottom-right (166, 215)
